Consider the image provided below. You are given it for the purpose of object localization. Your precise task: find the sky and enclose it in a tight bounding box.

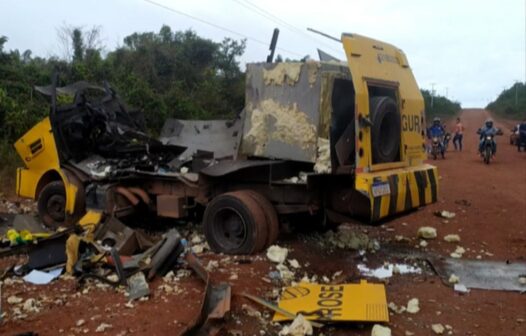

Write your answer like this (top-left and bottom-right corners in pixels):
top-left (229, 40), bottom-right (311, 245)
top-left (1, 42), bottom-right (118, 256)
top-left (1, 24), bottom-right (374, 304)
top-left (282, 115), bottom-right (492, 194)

top-left (0, 0), bottom-right (524, 107)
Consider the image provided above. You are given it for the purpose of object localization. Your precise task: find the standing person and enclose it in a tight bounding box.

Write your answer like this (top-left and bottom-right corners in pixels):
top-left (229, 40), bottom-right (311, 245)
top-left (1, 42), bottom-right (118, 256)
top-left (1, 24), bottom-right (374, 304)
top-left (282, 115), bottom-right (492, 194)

top-left (453, 117), bottom-right (464, 151)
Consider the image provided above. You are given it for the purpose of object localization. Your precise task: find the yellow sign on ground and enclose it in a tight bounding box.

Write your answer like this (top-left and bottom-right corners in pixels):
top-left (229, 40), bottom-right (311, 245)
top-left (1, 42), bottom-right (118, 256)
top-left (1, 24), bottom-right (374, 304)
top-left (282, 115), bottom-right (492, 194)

top-left (273, 280), bottom-right (389, 322)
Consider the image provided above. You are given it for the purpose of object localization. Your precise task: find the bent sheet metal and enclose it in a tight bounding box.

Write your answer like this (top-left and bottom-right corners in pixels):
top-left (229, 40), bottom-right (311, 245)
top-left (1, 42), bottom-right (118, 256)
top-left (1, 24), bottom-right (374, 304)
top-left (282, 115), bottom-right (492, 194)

top-left (273, 280), bottom-right (388, 322)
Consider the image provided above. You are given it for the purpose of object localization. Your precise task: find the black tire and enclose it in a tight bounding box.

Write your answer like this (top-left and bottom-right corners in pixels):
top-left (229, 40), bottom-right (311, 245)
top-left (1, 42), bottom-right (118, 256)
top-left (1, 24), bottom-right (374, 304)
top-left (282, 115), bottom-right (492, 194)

top-left (370, 96), bottom-right (401, 163)
top-left (38, 181), bottom-right (66, 229)
top-left (245, 191), bottom-right (280, 246)
top-left (203, 191), bottom-right (268, 254)
top-left (484, 147), bottom-right (491, 164)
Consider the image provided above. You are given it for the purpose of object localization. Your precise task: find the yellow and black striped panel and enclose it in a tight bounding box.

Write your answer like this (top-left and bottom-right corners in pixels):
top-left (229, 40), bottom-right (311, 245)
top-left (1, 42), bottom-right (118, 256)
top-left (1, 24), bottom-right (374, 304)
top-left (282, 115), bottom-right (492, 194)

top-left (369, 166), bottom-right (438, 221)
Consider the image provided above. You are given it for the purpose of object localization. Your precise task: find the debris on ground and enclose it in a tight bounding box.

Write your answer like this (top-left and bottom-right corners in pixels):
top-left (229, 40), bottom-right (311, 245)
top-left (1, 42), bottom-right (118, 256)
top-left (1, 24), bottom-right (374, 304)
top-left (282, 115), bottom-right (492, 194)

top-left (278, 314), bottom-right (313, 336)
top-left (448, 274), bottom-right (460, 284)
top-left (22, 298), bottom-right (40, 313)
top-left (388, 302), bottom-right (406, 314)
top-left (406, 298), bottom-right (420, 314)
top-left (454, 284), bottom-right (470, 293)
top-left (267, 245), bottom-right (289, 264)
top-left (288, 259), bottom-right (301, 269)
top-left (276, 263), bottom-right (295, 282)
top-left (431, 323), bottom-right (445, 334)
top-left (357, 263), bottom-right (421, 279)
top-left (95, 322), bottom-right (113, 333)
top-left (371, 324), bottom-right (392, 336)
top-left (434, 211), bottom-right (456, 219)
top-left (417, 226), bottom-right (437, 239)
top-left (322, 224), bottom-right (379, 251)
top-left (23, 267), bottom-right (63, 285)
top-left (443, 234), bottom-right (461, 243)
top-left (450, 246), bottom-right (466, 258)
top-left (7, 296), bottom-right (23, 304)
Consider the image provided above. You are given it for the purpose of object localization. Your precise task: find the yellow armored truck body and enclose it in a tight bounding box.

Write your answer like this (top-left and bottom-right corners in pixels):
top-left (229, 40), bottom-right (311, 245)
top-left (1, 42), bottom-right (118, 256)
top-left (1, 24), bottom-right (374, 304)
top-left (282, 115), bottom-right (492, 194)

top-left (15, 34), bottom-right (437, 254)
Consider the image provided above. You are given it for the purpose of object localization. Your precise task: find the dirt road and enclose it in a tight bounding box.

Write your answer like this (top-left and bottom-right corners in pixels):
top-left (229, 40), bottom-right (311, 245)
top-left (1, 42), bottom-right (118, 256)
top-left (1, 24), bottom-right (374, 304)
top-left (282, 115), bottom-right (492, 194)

top-left (1, 109), bottom-right (525, 336)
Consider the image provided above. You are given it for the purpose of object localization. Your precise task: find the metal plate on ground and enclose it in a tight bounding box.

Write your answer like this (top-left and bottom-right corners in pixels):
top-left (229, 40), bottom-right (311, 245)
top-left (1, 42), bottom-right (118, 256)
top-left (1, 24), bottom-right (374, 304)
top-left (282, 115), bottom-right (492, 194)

top-left (273, 280), bottom-right (388, 322)
top-left (432, 258), bottom-right (526, 292)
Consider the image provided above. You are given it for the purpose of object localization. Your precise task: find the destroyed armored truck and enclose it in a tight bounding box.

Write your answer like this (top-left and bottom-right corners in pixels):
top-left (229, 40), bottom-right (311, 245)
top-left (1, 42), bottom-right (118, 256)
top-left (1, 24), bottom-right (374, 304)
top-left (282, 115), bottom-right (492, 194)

top-left (14, 33), bottom-right (438, 254)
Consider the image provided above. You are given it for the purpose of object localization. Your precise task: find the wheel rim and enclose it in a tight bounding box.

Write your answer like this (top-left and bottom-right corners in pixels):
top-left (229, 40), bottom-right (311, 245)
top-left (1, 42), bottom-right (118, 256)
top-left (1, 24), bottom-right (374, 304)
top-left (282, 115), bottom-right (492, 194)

top-left (211, 206), bottom-right (248, 250)
top-left (46, 194), bottom-right (66, 222)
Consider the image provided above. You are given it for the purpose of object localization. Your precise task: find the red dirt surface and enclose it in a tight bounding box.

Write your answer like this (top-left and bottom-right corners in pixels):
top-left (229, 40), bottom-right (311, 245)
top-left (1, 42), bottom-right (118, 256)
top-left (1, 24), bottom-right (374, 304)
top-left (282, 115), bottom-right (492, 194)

top-left (1, 109), bottom-right (525, 336)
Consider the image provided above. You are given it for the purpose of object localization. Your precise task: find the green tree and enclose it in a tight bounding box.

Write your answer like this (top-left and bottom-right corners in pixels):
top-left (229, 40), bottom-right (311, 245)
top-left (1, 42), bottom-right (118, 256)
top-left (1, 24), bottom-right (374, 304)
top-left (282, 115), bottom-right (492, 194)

top-left (72, 28), bottom-right (84, 62)
top-left (421, 89), bottom-right (461, 121)
top-left (486, 82), bottom-right (526, 120)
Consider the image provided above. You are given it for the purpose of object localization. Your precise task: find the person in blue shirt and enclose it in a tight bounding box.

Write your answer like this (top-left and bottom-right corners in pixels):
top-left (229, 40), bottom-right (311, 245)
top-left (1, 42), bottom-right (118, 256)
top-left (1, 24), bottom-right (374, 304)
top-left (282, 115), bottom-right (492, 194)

top-left (478, 118), bottom-right (499, 156)
top-left (427, 117), bottom-right (446, 153)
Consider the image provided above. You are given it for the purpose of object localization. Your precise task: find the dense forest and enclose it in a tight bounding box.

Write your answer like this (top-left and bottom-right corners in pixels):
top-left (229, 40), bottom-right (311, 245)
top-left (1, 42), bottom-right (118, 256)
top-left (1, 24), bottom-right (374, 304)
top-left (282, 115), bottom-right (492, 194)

top-left (0, 24), bottom-right (463, 192)
top-left (486, 82), bottom-right (526, 120)
top-left (0, 25), bottom-right (247, 191)
top-left (0, 25), bottom-right (247, 142)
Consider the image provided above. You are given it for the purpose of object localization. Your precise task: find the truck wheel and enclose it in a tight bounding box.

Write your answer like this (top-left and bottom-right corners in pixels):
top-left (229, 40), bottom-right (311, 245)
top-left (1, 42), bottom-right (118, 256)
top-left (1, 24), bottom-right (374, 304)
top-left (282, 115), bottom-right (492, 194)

top-left (245, 191), bottom-right (280, 246)
top-left (203, 191), bottom-right (268, 254)
top-left (370, 96), bottom-right (401, 163)
top-left (38, 181), bottom-right (66, 229)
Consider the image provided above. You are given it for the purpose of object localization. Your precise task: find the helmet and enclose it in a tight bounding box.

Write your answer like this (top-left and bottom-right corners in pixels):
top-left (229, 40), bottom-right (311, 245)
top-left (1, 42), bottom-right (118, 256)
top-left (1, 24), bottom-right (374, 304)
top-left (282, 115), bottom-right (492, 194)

top-left (433, 117), bottom-right (441, 125)
top-left (485, 118), bottom-right (493, 128)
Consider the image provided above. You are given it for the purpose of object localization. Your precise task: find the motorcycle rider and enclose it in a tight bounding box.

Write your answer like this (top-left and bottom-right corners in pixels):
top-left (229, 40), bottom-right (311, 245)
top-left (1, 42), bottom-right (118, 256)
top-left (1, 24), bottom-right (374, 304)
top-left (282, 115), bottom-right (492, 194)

top-left (427, 117), bottom-right (446, 154)
top-left (478, 118), bottom-right (499, 157)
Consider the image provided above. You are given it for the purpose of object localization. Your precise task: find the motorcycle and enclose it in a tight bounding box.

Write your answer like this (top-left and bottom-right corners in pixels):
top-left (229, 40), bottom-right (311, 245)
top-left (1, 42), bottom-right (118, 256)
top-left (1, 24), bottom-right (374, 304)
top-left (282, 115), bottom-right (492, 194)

top-left (480, 134), bottom-right (495, 164)
top-left (478, 129), bottom-right (503, 164)
top-left (431, 136), bottom-right (445, 160)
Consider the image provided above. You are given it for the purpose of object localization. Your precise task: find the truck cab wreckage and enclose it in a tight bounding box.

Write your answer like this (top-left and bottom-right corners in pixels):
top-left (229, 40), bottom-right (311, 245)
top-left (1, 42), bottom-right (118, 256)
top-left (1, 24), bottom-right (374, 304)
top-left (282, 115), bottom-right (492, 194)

top-left (14, 33), bottom-right (438, 255)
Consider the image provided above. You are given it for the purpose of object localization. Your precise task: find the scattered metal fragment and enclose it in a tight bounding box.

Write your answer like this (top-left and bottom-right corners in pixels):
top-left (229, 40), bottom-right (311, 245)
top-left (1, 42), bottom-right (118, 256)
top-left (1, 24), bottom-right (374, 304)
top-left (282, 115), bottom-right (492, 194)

top-left (431, 258), bottom-right (526, 292)
top-left (181, 253), bottom-right (231, 335)
top-left (127, 272), bottom-right (150, 300)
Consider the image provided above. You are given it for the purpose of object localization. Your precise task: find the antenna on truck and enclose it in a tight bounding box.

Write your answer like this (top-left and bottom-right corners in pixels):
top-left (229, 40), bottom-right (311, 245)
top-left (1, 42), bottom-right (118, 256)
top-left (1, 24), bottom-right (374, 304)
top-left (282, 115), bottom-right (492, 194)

top-left (307, 28), bottom-right (341, 43)
top-left (266, 28), bottom-right (280, 62)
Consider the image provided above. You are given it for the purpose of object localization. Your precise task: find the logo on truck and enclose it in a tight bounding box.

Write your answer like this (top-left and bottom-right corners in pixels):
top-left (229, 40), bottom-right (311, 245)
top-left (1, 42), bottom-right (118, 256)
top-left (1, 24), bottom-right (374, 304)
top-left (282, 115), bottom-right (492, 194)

top-left (402, 114), bottom-right (421, 133)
